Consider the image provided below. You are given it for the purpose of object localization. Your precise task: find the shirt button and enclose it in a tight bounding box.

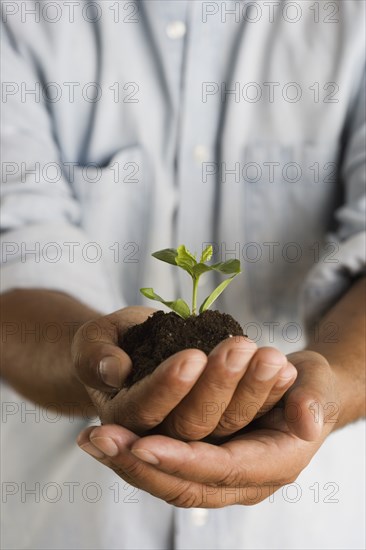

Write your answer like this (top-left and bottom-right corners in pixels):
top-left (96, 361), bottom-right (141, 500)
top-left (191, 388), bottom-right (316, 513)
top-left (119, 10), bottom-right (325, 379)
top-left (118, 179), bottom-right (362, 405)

top-left (193, 145), bottom-right (209, 162)
top-left (166, 20), bottom-right (187, 39)
top-left (191, 509), bottom-right (208, 526)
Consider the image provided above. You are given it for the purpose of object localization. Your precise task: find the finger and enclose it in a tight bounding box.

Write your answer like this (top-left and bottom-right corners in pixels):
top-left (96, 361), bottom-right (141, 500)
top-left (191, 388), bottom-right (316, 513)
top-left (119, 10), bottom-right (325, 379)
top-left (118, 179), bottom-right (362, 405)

top-left (100, 349), bottom-right (207, 431)
top-left (77, 424), bottom-right (208, 508)
top-left (71, 306), bottom-right (155, 391)
top-left (285, 351), bottom-right (336, 441)
top-left (77, 424), bottom-right (139, 459)
top-left (78, 425), bottom-right (282, 507)
top-left (212, 347), bottom-right (291, 437)
top-left (133, 435), bottom-right (235, 483)
top-left (257, 362), bottom-right (298, 417)
top-left (129, 429), bottom-right (308, 487)
top-left (161, 337), bottom-right (257, 440)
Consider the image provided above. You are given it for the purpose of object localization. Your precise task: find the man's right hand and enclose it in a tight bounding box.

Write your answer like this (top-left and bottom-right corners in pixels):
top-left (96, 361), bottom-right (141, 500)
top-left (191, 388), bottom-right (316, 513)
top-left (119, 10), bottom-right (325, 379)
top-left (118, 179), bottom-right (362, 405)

top-left (72, 306), bottom-right (297, 440)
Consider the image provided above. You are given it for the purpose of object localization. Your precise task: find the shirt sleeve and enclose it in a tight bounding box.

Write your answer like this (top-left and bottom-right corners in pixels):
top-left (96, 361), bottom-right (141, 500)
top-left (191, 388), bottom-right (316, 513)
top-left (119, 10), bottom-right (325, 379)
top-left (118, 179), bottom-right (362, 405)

top-left (0, 25), bottom-right (116, 314)
top-left (299, 70), bottom-right (366, 333)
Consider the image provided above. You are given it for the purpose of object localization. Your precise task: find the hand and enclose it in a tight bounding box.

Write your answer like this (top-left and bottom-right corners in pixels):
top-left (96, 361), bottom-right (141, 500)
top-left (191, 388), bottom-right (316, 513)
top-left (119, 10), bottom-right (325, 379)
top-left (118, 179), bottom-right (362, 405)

top-left (71, 306), bottom-right (297, 438)
top-left (76, 351), bottom-right (340, 507)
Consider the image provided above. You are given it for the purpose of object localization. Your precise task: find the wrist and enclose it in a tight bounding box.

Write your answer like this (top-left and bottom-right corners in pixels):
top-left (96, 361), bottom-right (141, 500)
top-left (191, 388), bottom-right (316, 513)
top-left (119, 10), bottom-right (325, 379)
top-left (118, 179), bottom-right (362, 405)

top-left (1, 289), bottom-right (99, 414)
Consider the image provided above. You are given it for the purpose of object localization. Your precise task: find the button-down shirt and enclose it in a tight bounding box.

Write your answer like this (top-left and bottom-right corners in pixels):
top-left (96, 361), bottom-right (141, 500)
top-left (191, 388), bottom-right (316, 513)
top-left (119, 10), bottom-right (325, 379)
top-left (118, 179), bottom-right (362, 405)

top-left (1, 1), bottom-right (365, 549)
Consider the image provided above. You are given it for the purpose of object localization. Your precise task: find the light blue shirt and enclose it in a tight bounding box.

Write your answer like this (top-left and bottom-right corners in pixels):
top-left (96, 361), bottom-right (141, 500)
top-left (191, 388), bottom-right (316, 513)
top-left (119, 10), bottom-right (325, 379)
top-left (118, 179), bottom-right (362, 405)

top-left (1, 1), bottom-right (365, 549)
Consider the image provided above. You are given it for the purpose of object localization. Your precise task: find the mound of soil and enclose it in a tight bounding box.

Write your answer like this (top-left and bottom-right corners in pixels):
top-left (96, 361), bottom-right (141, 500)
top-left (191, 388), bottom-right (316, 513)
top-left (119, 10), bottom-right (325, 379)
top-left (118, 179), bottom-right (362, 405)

top-left (120, 309), bottom-right (245, 387)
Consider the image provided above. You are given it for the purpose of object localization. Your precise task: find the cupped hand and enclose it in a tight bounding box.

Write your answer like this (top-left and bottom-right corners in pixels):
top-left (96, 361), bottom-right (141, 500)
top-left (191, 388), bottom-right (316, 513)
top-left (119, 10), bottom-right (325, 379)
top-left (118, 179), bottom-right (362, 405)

top-left (71, 306), bottom-right (297, 439)
top-left (77, 351), bottom-right (340, 507)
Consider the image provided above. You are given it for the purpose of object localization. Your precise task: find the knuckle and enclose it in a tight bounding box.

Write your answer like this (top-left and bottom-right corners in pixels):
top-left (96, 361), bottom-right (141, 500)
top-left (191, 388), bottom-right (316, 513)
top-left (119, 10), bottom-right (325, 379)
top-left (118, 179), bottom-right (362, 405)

top-left (132, 412), bottom-right (164, 431)
top-left (110, 464), bottom-right (130, 481)
top-left (167, 413), bottom-right (212, 441)
top-left (242, 491), bottom-right (266, 506)
top-left (250, 372), bottom-right (276, 398)
top-left (70, 325), bottom-right (83, 360)
top-left (243, 339), bottom-right (258, 352)
top-left (215, 415), bottom-right (242, 436)
top-left (165, 483), bottom-right (202, 508)
top-left (236, 336), bottom-right (257, 351)
top-left (71, 347), bottom-right (83, 377)
top-left (216, 465), bottom-right (244, 487)
top-left (255, 346), bottom-right (286, 365)
top-left (239, 378), bottom-right (261, 398)
top-left (125, 459), bottom-right (147, 479)
top-left (162, 363), bottom-right (187, 386)
top-left (110, 400), bottom-right (163, 430)
top-left (206, 377), bottom-right (235, 394)
top-left (163, 353), bottom-right (205, 384)
top-left (210, 337), bottom-right (257, 360)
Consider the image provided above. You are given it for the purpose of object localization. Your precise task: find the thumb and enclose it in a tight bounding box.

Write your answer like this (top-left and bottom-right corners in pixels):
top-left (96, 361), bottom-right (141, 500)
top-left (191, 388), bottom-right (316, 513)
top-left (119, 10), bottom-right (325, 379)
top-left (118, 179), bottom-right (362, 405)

top-left (284, 351), bottom-right (336, 441)
top-left (71, 306), bottom-right (156, 391)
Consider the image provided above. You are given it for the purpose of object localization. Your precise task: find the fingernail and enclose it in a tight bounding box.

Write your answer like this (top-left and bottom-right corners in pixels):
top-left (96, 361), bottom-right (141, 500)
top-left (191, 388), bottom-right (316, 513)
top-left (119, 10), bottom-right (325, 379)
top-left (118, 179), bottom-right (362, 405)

top-left (99, 356), bottom-right (123, 388)
top-left (76, 430), bottom-right (89, 445)
top-left (131, 448), bottom-right (160, 465)
top-left (79, 442), bottom-right (105, 459)
top-left (254, 362), bottom-right (282, 381)
top-left (178, 358), bottom-right (206, 381)
top-left (90, 436), bottom-right (119, 457)
top-left (275, 365), bottom-right (297, 388)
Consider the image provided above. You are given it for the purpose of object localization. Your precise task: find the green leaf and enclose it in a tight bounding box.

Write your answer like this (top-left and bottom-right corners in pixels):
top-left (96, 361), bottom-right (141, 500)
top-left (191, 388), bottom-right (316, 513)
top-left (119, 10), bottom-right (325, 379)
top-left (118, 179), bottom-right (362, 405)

top-left (175, 245), bottom-right (197, 276)
top-left (178, 244), bottom-right (196, 263)
top-left (147, 245), bottom-right (242, 317)
top-left (151, 248), bottom-right (178, 266)
top-left (200, 245), bottom-right (213, 264)
top-left (211, 259), bottom-right (241, 275)
top-left (199, 274), bottom-right (239, 313)
top-left (140, 288), bottom-right (190, 319)
top-left (192, 263), bottom-right (212, 278)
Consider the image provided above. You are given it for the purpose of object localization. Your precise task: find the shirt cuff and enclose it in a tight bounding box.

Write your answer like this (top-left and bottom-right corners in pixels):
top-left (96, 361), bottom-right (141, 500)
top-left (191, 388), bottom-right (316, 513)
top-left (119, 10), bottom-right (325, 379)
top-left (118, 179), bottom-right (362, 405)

top-left (0, 223), bottom-right (117, 314)
top-left (299, 231), bottom-right (366, 334)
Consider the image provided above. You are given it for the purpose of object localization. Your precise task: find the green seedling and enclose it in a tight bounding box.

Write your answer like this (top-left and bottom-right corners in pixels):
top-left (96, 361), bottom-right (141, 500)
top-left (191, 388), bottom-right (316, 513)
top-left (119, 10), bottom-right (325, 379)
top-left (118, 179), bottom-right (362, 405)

top-left (140, 244), bottom-right (241, 319)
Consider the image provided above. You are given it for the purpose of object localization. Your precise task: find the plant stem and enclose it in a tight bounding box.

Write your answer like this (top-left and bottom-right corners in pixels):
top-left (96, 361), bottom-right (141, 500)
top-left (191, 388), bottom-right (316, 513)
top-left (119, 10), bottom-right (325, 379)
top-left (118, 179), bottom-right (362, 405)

top-left (192, 277), bottom-right (199, 315)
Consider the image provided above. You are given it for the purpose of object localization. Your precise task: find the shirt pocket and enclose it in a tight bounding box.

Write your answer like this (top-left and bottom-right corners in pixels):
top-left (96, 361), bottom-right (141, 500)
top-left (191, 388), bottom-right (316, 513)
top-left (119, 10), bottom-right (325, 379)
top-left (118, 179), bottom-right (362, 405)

top-left (240, 142), bottom-right (341, 317)
top-left (67, 145), bottom-right (151, 304)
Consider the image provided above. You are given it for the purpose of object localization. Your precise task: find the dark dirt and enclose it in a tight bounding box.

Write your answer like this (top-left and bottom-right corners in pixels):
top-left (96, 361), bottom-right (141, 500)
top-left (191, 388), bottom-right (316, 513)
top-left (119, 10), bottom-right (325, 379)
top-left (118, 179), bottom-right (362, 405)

top-left (119, 309), bottom-right (245, 387)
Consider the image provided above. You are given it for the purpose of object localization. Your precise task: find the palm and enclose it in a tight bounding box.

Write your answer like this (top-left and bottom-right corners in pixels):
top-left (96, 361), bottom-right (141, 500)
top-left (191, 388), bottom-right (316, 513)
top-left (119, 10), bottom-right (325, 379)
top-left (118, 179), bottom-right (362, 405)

top-left (77, 349), bottom-right (339, 508)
